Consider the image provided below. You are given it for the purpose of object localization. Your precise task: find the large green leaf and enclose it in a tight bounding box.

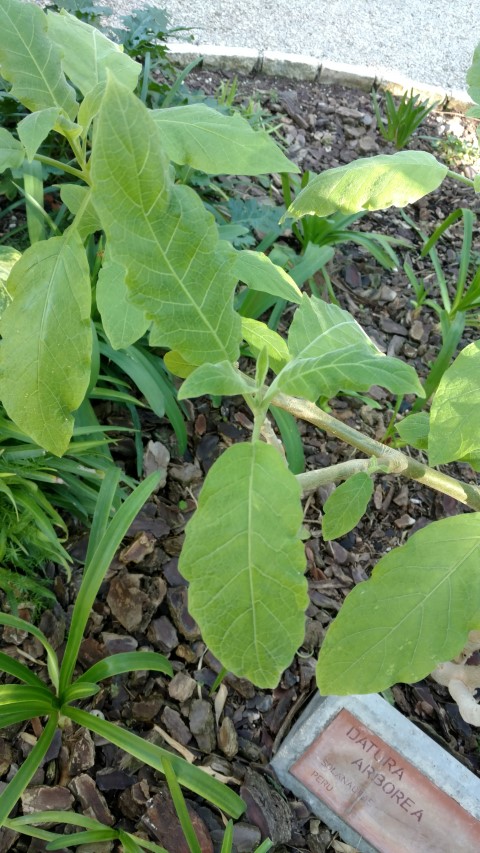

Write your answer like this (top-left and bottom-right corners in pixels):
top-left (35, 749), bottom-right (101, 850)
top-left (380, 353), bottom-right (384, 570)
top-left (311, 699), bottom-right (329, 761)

top-left (317, 514), bottom-right (480, 694)
top-left (322, 472), bottom-right (373, 541)
top-left (47, 10), bottom-right (140, 97)
top-left (286, 151), bottom-right (448, 219)
top-left (17, 108), bottom-right (61, 161)
top-left (0, 229), bottom-right (92, 455)
top-left (0, 0), bottom-right (77, 118)
top-left (91, 77), bottom-right (241, 366)
top-left (60, 185), bottom-right (101, 241)
top-left (178, 361), bottom-right (256, 399)
top-left (152, 104), bottom-right (298, 175)
top-left (429, 342), bottom-right (480, 468)
top-left (179, 441), bottom-right (308, 687)
top-left (235, 250), bottom-right (301, 303)
top-left (0, 128), bottom-right (25, 172)
top-left (96, 255), bottom-right (149, 349)
top-left (269, 296), bottom-right (423, 401)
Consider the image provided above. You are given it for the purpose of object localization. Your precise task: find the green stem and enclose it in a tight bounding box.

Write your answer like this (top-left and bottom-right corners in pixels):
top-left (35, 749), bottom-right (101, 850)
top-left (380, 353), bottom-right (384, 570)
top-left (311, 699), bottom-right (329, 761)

top-left (297, 457), bottom-right (383, 494)
top-left (272, 392), bottom-right (480, 511)
top-left (34, 154), bottom-right (88, 183)
top-left (447, 169), bottom-right (475, 188)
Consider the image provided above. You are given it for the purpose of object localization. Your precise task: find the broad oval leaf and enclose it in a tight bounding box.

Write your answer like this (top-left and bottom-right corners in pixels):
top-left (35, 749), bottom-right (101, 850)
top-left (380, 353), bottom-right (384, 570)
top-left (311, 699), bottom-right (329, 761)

top-left (152, 104), bottom-right (298, 175)
top-left (241, 317), bottom-right (290, 374)
top-left (287, 151), bottom-right (448, 219)
top-left (0, 0), bottom-right (77, 118)
top-left (0, 230), bottom-right (92, 455)
top-left (317, 514), bottom-right (480, 694)
top-left (0, 128), bottom-right (25, 173)
top-left (322, 472), bottom-right (373, 541)
top-left (91, 77), bottom-right (241, 366)
top-left (47, 10), bottom-right (140, 97)
top-left (179, 441), bottom-right (308, 687)
top-left (60, 185), bottom-right (101, 241)
top-left (270, 296), bottom-right (423, 401)
top-left (235, 250), bottom-right (301, 303)
top-left (178, 362), bottom-right (256, 400)
top-left (429, 342), bottom-right (480, 468)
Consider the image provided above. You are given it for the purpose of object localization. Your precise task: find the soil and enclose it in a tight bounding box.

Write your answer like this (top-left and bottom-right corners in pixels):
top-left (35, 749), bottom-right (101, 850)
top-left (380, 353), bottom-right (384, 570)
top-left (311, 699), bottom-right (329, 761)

top-left (2, 69), bottom-right (480, 853)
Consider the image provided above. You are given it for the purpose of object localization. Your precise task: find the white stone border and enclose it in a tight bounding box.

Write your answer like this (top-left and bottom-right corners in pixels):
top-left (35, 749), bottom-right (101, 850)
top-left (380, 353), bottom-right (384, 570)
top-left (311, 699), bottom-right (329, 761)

top-left (167, 42), bottom-right (473, 113)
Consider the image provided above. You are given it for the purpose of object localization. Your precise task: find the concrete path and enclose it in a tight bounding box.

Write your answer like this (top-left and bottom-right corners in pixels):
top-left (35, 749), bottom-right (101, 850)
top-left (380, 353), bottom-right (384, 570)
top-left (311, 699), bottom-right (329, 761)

top-left (100, 0), bottom-right (479, 92)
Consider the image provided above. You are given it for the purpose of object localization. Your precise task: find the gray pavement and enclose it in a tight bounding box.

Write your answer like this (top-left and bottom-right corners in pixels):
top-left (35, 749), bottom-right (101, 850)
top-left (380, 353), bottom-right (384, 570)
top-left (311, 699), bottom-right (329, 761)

top-left (104, 0), bottom-right (479, 91)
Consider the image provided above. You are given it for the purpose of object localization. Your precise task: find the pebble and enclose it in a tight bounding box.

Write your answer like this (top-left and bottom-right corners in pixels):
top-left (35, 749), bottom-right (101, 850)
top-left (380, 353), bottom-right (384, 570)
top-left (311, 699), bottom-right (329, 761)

top-left (410, 319), bottom-right (425, 341)
top-left (161, 706), bottom-right (192, 746)
top-left (189, 699), bottom-right (216, 753)
top-left (167, 586), bottom-right (201, 641)
top-left (358, 136), bottom-right (379, 154)
top-left (64, 728), bottom-right (96, 774)
top-left (69, 773), bottom-right (114, 826)
top-left (142, 789), bottom-right (213, 853)
top-left (96, 768), bottom-right (135, 792)
top-left (143, 440), bottom-right (170, 487)
top-left (168, 671), bottom-right (197, 702)
top-left (241, 768), bottom-right (292, 844)
top-left (147, 615), bottom-right (178, 653)
top-left (217, 716), bottom-right (238, 758)
top-left (21, 785), bottom-right (74, 814)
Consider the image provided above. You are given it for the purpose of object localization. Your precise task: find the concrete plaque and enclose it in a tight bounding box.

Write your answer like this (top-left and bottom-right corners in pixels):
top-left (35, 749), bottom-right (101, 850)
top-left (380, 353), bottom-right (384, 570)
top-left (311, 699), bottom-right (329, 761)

top-left (271, 694), bottom-right (480, 853)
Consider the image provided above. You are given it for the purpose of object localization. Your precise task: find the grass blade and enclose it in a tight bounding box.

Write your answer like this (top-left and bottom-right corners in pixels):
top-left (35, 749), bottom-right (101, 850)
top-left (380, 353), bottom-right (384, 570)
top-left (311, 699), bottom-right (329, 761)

top-left (269, 406), bottom-right (305, 474)
top-left (163, 756), bottom-right (202, 853)
top-left (76, 651), bottom-right (172, 684)
top-left (0, 713), bottom-right (58, 825)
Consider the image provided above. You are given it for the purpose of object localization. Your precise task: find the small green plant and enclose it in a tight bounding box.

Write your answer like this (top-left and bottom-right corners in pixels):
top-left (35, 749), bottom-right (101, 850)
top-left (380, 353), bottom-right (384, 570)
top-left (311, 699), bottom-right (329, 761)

top-left (372, 87), bottom-right (439, 149)
top-left (0, 469), bottom-right (244, 843)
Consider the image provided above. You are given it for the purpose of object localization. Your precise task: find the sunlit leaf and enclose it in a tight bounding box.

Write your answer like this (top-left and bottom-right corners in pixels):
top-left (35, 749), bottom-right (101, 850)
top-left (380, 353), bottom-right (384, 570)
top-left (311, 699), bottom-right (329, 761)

top-left (18, 108), bottom-right (61, 161)
top-left (396, 411), bottom-right (429, 450)
top-left (178, 362), bottom-right (256, 400)
top-left (429, 342), bottom-right (480, 468)
top-left (241, 317), bottom-right (290, 374)
top-left (317, 514), bottom-right (480, 694)
top-left (179, 442), bottom-right (308, 687)
top-left (96, 254), bottom-right (149, 349)
top-left (322, 473), bottom-right (373, 540)
top-left (235, 250), bottom-right (301, 303)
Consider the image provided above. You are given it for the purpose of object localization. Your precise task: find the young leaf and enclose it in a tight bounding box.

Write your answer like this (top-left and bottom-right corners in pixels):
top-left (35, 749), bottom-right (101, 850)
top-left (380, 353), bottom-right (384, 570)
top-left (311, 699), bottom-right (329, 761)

top-left (235, 250), bottom-right (302, 303)
top-left (178, 362), bottom-right (256, 400)
top-left (241, 317), bottom-right (290, 374)
top-left (429, 342), bottom-right (480, 468)
top-left (17, 108), bottom-right (61, 161)
top-left (179, 441), bottom-right (308, 687)
top-left (151, 104), bottom-right (298, 176)
top-left (96, 255), bottom-right (149, 349)
top-left (286, 151), bottom-right (448, 219)
top-left (163, 350), bottom-right (196, 379)
top-left (47, 10), bottom-right (141, 96)
top-left (396, 411), bottom-right (429, 450)
top-left (0, 229), bottom-right (92, 455)
top-left (269, 296), bottom-right (423, 401)
top-left (91, 77), bottom-right (241, 366)
top-left (317, 514), bottom-right (480, 694)
top-left (0, 128), bottom-right (25, 172)
top-left (322, 472), bottom-right (373, 541)
top-left (60, 185), bottom-right (102, 241)
top-left (0, 0), bottom-right (77, 118)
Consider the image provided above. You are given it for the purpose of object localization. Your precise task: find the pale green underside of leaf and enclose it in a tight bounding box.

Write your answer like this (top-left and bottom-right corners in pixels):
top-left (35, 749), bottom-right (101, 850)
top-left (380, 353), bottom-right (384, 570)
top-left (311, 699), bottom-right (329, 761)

top-left (0, 230), bottom-right (91, 455)
top-left (0, 128), bottom-right (25, 173)
top-left (152, 104), bottom-right (298, 175)
top-left (179, 441), bottom-right (308, 687)
top-left (0, 0), bottom-right (77, 118)
top-left (96, 256), bottom-right (149, 349)
top-left (91, 77), bottom-right (241, 366)
top-left (322, 473), bottom-right (373, 541)
top-left (178, 361), bottom-right (256, 400)
top-left (17, 108), bottom-right (60, 161)
top-left (60, 185), bottom-right (101, 241)
top-left (467, 42), bottom-right (480, 107)
top-left (235, 249), bottom-right (301, 303)
top-left (271, 296), bottom-right (423, 400)
top-left (47, 10), bottom-right (140, 97)
top-left (287, 151), bottom-right (448, 219)
top-left (163, 350), bottom-right (196, 379)
top-left (317, 514), bottom-right (480, 694)
top-left (241, 317), bottom-right (290, 374)
top-left (396, 411), bottom-right (429, 451)
top-left (429, 342), bottom-right (480, 468)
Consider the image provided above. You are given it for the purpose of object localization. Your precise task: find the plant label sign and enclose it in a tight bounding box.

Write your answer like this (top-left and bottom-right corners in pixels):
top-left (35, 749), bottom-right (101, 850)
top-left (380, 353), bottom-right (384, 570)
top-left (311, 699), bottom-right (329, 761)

top-left (271, 693), bottom-right (480, 853)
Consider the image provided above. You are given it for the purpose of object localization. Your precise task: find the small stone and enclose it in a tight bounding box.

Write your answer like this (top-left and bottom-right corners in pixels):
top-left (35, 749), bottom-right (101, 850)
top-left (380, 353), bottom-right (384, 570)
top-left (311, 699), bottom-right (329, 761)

top-left (168, 671), bottom-right (197, 702)
top-left (410, 319), bottom-right (425, 341)
top-left (107, 571), bottom-right (166, 632)
top-left (241, 768), bottom-right (292, 844)
top-left (21, 785), bottom-right (74, 814)
top-left (169, 462), bottom-right (202, 485)
top-left (218, 716), bottom-right (238, 758)
top-left (380, 317), bottom-right (407, 335)
top-left (0, 741), bottom-right (12, 776)
top-left (143, 440), bottom-right (170, 487)
top-left (147, 615), bottom-right (178, 652)
top-left (377, 284), bottom-right (397, 302)
top-left (65, 728), bottom-right (95, 774)
top-left (167, 587), bottom-right (201, 641)
top-left (327, 540), bottom-right (349, 565)
top-left (189, 699), bottom-right (216, 753)
top-left (118, 779), bottom-right (150, 820)
top-left (101, 632), bottom-right (138, 654)
top-left (358, 135), bottom-right (379, 154)
top-left (129, 696), bottom-right (163, 722)
top-left (142, 789), bottom-right (213, 853)
top-left (176, 643), bottom-right (199, 663)
top-left (394, 513), bottom-right (416, 529)
top-left (120, 531), bottom-right (156, 564)
top-left (96, 768), bottom-right (135, 792)
top-left (161, 706), bottom-right (192, 746)
top-left (69, 773), bottom-right (114, 826)
top-left (232, 822), bottom-right (262, 852)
